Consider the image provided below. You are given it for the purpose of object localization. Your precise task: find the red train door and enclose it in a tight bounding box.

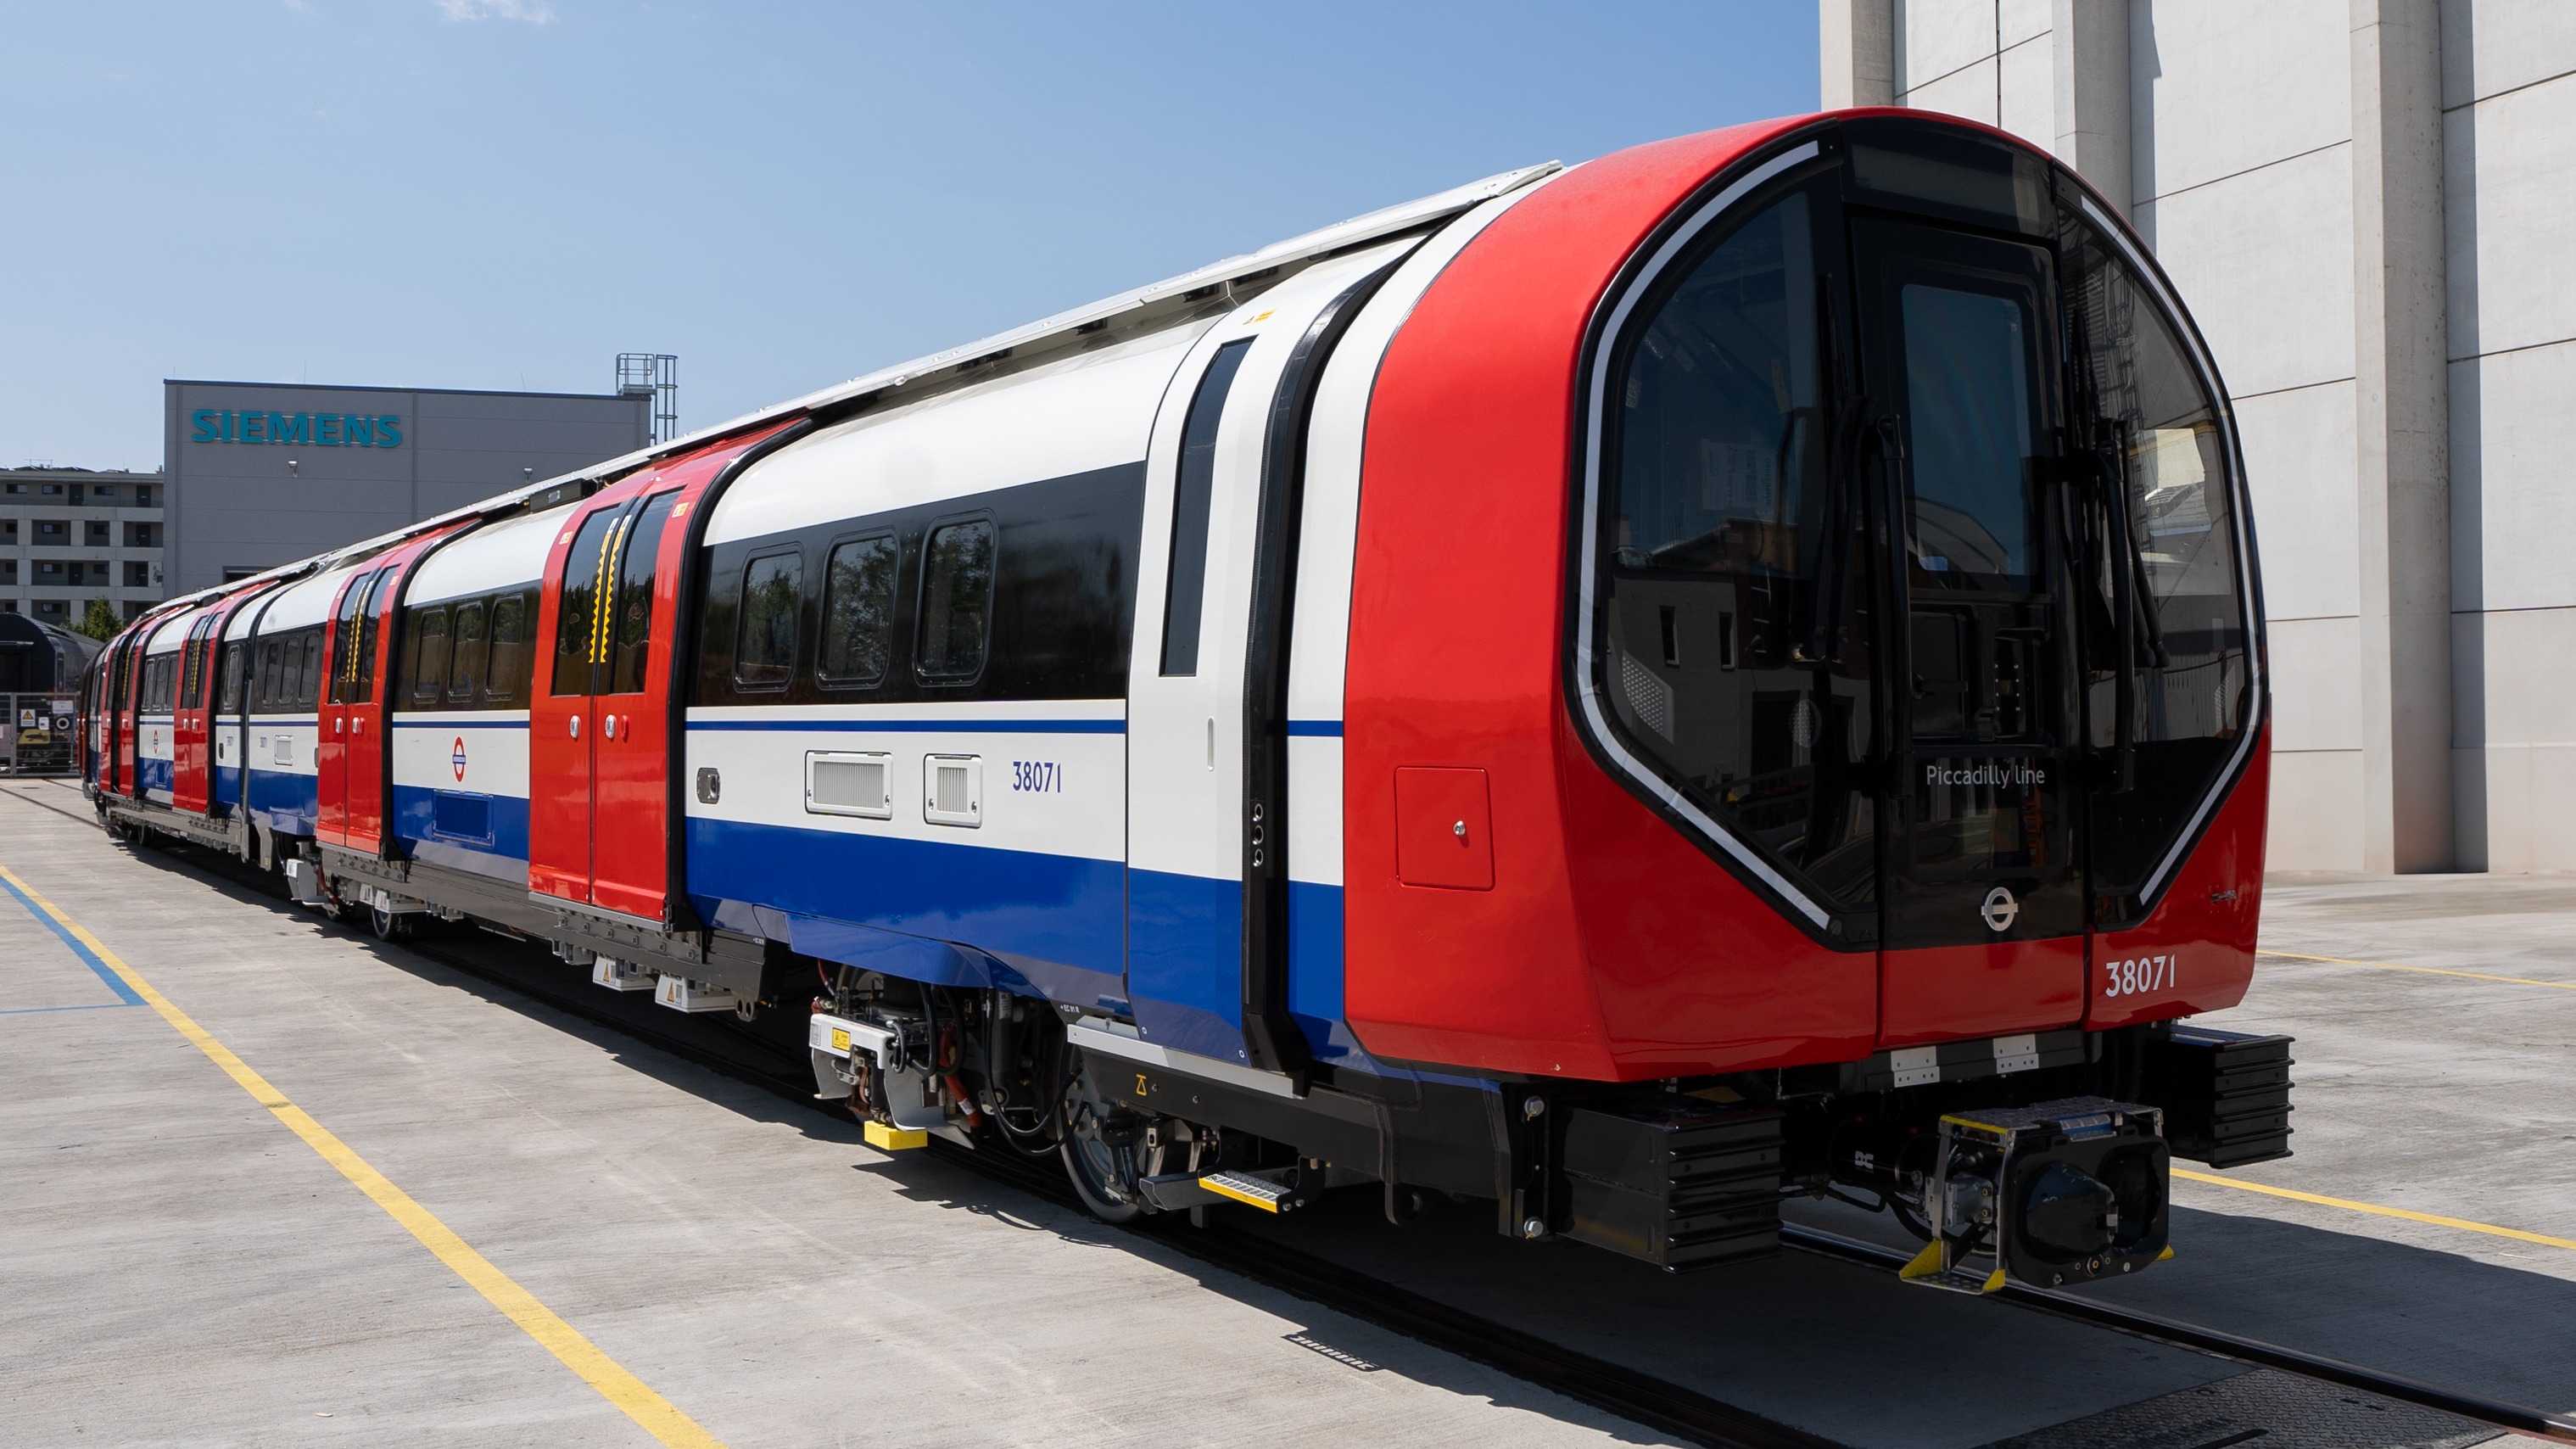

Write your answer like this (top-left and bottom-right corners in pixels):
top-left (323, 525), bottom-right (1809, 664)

top-left (529, 501), bottom-right (629, 905)
top-left (115, 632), bottom-right (145, 799)
top-left (171, 616), bottom-right (214, 813)
top-left (348, 529), bottom-right (467, 855)
top-left (316, 568), bottom-right (384, 848)
top-left (529, 425), bottom-right (791, 920)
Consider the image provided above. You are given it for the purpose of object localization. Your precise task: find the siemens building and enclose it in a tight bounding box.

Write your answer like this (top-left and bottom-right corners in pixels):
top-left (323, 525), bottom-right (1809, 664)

top-left (161, 379), bottom-right (652, 594)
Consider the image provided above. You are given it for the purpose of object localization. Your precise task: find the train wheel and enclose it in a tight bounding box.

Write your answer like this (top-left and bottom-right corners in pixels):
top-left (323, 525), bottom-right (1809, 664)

top-left (1059, 1069), bottom-right (1145, 1224)
top-left (369, 903), bottom-right (411, 942)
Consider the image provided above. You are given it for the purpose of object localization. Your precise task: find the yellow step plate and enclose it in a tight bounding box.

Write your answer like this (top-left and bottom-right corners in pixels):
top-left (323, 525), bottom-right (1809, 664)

top-left (864, 1122), bottom-right (929, 1151)
top-left (1199, 1171), bottom-right (1292, 1212)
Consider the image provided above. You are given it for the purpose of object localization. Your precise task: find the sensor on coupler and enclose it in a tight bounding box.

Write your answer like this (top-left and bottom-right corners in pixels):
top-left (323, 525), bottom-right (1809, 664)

top-left (1897, 1096), bottom-right (2171, 1293)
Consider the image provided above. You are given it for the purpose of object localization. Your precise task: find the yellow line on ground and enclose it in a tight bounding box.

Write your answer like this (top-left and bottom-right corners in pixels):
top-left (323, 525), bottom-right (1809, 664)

top-left (2258, 948), bottom-right (2576, 993)
top-left (2173, 1167), bottom-right (2576, 1252)
top-left (0, 862), bottom-right (728, 1449)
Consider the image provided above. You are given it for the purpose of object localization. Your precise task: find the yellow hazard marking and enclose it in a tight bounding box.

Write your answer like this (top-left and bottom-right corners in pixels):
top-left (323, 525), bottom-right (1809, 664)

top-left (863, 1121), bottom-right (928, 1151)
top-left (2258, 948), bottom-right (2576, 993)
top-left (1981, 1267), bottom-right (2007, 1294)
top-left (830, 1027), bottom-right (851, 1053)
top-left (1201, 1176), bottom-right (1282, 1213)
top-left (2173, 1167), bottom-right (2576, 1252)
top-left (1897, 1238), bottom-right (1947, 1280)
top-left (0, 862), bottom-right (730, 1449)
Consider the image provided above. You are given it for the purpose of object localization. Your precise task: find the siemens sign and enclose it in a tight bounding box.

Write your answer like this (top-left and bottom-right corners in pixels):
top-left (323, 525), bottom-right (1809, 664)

top-left (189, 410), bottom-right (404, 448)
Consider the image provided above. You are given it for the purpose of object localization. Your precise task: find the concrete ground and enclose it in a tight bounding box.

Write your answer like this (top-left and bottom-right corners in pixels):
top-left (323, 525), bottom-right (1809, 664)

top-left (2, 777), bottom-right (2564, 1446)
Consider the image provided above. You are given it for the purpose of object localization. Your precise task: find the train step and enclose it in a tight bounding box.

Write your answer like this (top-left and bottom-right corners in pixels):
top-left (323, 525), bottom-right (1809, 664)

top-left (1199, 1167), bottom-right (1311, 1214)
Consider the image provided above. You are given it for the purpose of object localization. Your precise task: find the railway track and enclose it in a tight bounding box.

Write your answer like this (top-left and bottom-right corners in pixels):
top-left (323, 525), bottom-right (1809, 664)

top-left (14, 779), bottom-right (2573, 1448)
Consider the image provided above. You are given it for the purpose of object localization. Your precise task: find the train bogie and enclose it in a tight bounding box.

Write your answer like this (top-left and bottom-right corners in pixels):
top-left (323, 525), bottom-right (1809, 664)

top-left (86, 109), bottom-right (2291, 1288)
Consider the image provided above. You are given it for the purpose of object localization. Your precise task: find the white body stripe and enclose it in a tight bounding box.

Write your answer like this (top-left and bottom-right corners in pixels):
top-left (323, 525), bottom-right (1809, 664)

top-left (259, 558), bottom-right (371, 634)
top-left (404, 506), bottom-right (560, 606)
top-left (391, 713), bottom-right (532, 799)
top-left (704, 326), bottom-right (1206, 550)
top-left (244, 718), bottom-right (321, 778)
top-left (1120, 241), bottom-right (1422, 891)
top-left (685, 702), bottom-right (1126, 863)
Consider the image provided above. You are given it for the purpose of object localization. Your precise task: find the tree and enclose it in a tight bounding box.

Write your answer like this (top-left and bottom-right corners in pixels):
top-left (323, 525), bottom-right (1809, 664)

top-left (72, 598), bottom-right (121, 641)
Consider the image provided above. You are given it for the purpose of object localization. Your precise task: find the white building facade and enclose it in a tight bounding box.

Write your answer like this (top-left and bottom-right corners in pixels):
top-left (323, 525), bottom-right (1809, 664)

top-left (1823, 0), bottom-right (2573, 873)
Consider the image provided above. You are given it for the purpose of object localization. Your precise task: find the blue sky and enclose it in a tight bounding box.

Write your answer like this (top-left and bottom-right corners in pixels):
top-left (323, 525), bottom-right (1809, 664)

top-left (2, 2), bottom-right (1818, 470)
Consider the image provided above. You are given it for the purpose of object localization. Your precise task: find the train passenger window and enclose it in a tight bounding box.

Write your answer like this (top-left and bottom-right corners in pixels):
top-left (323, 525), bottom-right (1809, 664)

top-left (410, 607), bottom-right (451, 704)
top-left (917, 518), bottom-right (995, 684)
top-left (255, 639), bottom-right (280, 712)
top-left (818, 534), bottom-right (897, 688)
top-left (733, 550), bottom-right (803, 690)
top-left (448, 601), bottom-right (488, 704)
top-left (1160, 338), bottom-right (1252, 676)
top-left (218, 641), bottom-right (243, 714)
top-left (606, 492), bottom-right (676, 696)
top-left (486, 591), bottom-right (534, 708)
top-left (553, 506), bottom-right (628, 697)
top-left (294, 628), bottom-right (322, 711)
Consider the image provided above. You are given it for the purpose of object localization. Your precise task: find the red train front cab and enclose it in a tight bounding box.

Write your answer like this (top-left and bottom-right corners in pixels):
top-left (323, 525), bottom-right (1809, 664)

top-left (1344, 112), bottom-right (2270, 1082)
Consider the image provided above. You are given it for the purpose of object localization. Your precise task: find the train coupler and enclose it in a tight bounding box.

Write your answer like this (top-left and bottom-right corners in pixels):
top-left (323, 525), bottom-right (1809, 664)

top-left (1897, 1096), bottom-right (2170, 1293)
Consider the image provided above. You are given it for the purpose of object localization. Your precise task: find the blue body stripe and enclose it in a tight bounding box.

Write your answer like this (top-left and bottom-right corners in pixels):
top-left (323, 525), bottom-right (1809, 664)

top-left (1285, 719), bottom-right (1344, 736)
top-left (687, 815), bottom-right (1127, 983)
top-left (389, 784), bottom-right (531, 881)
top-left (246, 767), bottom-right (319, 836)
top-left (1126, 869), bottom-right (1249, 1062)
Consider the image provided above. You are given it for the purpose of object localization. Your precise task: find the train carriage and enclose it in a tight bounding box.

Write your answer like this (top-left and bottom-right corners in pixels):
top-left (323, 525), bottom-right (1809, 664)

top-left (87, 109), bottom-right (2291, 1290)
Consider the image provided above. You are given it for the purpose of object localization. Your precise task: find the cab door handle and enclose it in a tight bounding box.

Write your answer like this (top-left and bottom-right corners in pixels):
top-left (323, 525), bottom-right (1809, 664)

top-left (569, 714), bottom-right (582, 740)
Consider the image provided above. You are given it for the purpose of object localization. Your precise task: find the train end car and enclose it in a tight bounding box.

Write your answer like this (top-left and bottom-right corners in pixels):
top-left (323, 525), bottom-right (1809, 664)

top-left (87, 107), bottom-right (2292, 1294)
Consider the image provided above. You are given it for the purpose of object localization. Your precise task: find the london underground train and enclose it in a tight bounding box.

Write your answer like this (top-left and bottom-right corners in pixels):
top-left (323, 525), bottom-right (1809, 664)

top-left (85, 110), bottom-right (2293, 1290)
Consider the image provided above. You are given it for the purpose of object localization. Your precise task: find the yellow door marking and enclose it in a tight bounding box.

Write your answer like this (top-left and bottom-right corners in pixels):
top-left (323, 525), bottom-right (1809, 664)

top-left (2258, 948), bottom-right (2576, 993)
top-left (0, 862), bottom-right (729, 1449)
top-left (2172, 1167), bottom-right (2576, 1252)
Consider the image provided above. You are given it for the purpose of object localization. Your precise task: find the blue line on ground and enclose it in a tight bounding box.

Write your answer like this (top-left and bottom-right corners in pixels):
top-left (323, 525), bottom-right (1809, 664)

top-left (0, 871), bottom-right (146, 1007)
top-left (0, 1003), bottom-right (137, 1015)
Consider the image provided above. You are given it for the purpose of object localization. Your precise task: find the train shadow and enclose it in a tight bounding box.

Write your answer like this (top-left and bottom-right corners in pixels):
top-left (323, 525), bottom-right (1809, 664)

top-left (93, 829), bottom-right (2576, 1438)
top-left (103, 833), bottom-right (1684, 1441)
top-left (2081, 1203), bottom-right (2576, 1416)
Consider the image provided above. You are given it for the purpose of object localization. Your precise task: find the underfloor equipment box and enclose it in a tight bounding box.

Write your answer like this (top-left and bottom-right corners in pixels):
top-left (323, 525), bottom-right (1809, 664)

top-left (1560, 1098), bottom-right (1782, 1271)
top-left (2141, 1024), bottom-right (2294, 1168)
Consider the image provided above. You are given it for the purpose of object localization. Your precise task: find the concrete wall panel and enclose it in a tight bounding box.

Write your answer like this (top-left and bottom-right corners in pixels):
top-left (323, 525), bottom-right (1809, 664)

top-left (2266, 614), bottom-right (2364, 753)
top-left (2268, 748), bottom-right (2366, 871)
top-left (2132, 0), bottom-right (2349, 199)
top-left (1999, 0), bottom-right (2050, 51)
top-left (1898, 0), bottom-right (2003, 94)
top-left (2442, 75), bottom-right (2576, 361)
top-left (1901, 53), bottom-right (2000, 126)
top-left (2460, 744), bottom-right (2576, 874)
top-left (2138, 146), bottom-right (2356, 399)
top-left (1998, 34), bottom-right (2057, 146)
top-left (2235, 381), bottom-right (2361, 622)
top-left (2439, 0), bottom-right (2576, 109)
top-left (2453, 605), bottom-right (2576, 749)
top-left (2448, 342), bottom-right (2576, 613)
